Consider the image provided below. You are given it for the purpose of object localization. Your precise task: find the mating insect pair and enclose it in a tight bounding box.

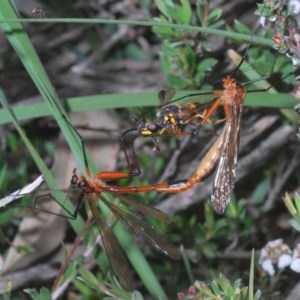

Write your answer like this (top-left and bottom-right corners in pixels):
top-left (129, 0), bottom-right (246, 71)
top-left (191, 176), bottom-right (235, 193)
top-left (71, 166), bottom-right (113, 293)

top-left (120, 74), bottom-right (244, 215)
top-left (0, 74), bottom-right (245, 290)
top-left (1, 0), bottom-right (295, 293)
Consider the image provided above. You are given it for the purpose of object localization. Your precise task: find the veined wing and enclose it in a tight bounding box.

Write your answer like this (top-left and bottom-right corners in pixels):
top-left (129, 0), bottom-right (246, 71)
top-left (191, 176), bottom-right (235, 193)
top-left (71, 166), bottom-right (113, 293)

top-left (108, 191), bottom-right (174, 224)
top-left (211, 103), bottom-right (243, 214)
top-left (101, 197), bottom-right (181, 259)
top-left (88, 195), bottom-right (133, 291)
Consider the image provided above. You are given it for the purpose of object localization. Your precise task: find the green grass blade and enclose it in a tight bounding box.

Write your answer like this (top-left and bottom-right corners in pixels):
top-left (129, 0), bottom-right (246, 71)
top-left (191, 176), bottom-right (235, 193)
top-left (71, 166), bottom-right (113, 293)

top-left (248, 249), bottom-right (255, 300)
top-left (0, 17), bottom-right (274, 46)
top-left (0, 90), bottom-right (297, 126)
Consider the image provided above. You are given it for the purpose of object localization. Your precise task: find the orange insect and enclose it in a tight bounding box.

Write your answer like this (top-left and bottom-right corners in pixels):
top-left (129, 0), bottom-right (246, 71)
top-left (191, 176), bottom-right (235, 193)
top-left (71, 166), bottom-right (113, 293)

top-left (60, 118), bottom-right (184, 291)
top-left (70, 169), bottom-right (181, 290)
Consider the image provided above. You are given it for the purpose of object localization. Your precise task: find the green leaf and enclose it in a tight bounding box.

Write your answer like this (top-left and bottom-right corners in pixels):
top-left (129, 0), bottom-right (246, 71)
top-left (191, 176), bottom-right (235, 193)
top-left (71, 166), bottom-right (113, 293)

top-left (233, 19), bottom-right (252, 35)
top-left (178, 0), bottom-right (192, 24)
top-left (155, 0), bottom-right (174, 18)
top-left (0, 164), bottom-right (7, 187)
top-left (219, 273), bottom-right (229, 292)
top-left (78, 265), bottom-right (100, 290)
top-left (208, 9), bottom-right (222, 24)
top-left (131, 291), bottom-right (144, 300)
top-left (226, 285), bottom-right (235, 297)
top-left (3, 280), bottom-right (12, 300)
top-left (251, 178), bottom-right (270, 204)
top-left (7, 132), bottom-right (18, 152)
top-left (24, 288), bottom-right (51, 300)
top-left (64, 260), bottom-right (79, 282)
top-left (294, 193), bottom-right (300, 212)
top-left (16, 245), bottom-right (35, 255)
top-left (125, 43), bottom-right (149, 60)
top-left (290, 219), bottom-right (300, 232)
top-left (211, 280), bottom-right (220, 294)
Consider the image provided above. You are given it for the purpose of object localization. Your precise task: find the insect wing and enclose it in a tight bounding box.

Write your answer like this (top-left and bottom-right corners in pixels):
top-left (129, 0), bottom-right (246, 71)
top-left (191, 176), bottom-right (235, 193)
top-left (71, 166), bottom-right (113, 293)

top-left (0, 175), bottom-right (44, 208)
top-left (102, 197), bottom-right (181, 259)
top-left (113, 192), bottom-right (174, 224)
top-left (211, 104), bottom-right (243, 214)
top-left (157, 90), bottom-right (176, 105)
top-left (155, 89), bottom-right (219, 121)
top-left (169, 91), bottom-right (216, 107)
top-left (88, 195), bottom-right (133, 291)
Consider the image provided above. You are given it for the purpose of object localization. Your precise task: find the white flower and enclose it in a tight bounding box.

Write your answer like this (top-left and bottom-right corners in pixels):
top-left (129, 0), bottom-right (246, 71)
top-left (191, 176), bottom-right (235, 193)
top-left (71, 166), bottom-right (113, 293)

top-left (259, 16), bottom-right (266, 27)
top-left (278, 254), bottom-right (292, 269)
top-left (291, 56), bottom-right (300, 66)
top-left (290, 258), bottom-right (300, 273)
top-left (289, 0), bottom-right (300, 15)
top-left (259, 239), bottom-right (292, 275)
top-left (261, 259), bottom-right (275, 276)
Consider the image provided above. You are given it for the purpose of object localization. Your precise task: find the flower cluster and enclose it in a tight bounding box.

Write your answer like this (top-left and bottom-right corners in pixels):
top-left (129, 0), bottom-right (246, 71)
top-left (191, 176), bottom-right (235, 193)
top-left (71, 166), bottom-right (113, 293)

top-left (177, 285), bottom-right (197, 300)
top-left (256, 0), bottom-right (300, 66)
top-left (259, 239), bottom-right (300, 275)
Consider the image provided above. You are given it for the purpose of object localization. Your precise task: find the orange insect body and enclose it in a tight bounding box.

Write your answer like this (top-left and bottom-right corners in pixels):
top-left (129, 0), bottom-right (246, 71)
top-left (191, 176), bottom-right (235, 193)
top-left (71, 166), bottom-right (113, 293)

top-left (71, 168), bottom-right (181, 291)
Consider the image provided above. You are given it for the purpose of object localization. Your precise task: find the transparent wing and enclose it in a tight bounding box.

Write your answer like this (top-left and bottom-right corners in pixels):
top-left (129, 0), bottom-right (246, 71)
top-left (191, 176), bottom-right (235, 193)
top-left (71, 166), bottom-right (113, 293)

top-left (211, 103), bottom-right (243, 214)
top-left (102, 197), bottom-right (181, 259)
top-left (88, 195), bottom-right (133, 291)
top-left (0, 175), bottom-right (44, 207)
